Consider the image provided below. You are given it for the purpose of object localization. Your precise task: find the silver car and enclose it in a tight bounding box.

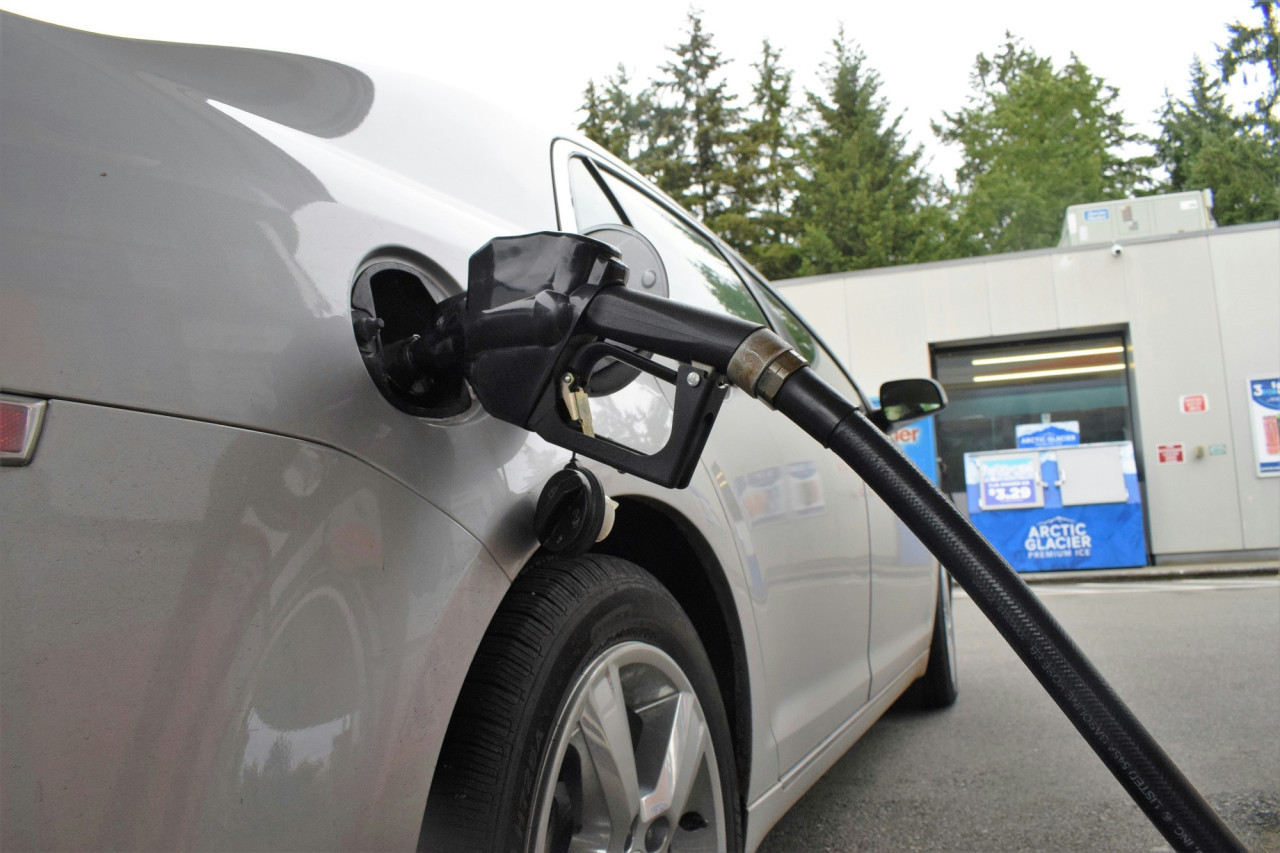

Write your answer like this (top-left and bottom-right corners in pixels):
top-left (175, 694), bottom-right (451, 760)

top-left (0, 12), bottom-right (955, 851)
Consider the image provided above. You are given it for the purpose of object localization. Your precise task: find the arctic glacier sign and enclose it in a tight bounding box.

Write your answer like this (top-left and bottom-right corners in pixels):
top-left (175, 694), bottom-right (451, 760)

top-left (964, 443), bottom-right (1147, 572)
top-left (1024, 516), bottom-right (1093, 560)
top-left (1015, 421), bottom-right (1081, 449)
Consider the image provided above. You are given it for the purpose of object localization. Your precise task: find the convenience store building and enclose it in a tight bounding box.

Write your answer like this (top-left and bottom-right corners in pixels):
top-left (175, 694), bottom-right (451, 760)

top-left (777, 217), bottom-right (1279, 568)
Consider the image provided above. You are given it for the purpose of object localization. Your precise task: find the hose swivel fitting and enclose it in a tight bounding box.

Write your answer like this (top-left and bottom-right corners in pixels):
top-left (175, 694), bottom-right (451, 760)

top-left (727, 328), bottom-right (808, 407)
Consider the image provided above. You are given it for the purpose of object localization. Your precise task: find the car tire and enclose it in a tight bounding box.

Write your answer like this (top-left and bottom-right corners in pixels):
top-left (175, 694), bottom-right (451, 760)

top-left (901, 566), bottom-right (959, 709)
top-left (421, 554), bottom-right (741, 853)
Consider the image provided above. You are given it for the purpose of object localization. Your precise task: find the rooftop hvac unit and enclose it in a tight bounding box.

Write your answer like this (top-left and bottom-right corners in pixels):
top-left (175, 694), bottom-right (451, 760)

top-left (1059, 189), bottom-right (1215, 247)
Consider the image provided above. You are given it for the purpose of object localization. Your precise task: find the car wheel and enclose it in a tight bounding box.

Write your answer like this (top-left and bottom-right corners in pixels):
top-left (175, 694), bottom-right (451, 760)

top-left (901, 565), bottom-right (959, 709)
top-left (421, 554), bottom-right (741, 853)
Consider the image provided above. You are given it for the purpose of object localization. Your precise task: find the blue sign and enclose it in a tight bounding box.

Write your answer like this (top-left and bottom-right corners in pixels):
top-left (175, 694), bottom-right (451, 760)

top-left (964, 442), bottom-right (1147, 571)
top-left (1016, 421), bottom-right (1081, 449)
top-left (1248, 377), bottom-right (1280, 477)
top-left (971, 505), bottom-right (1147, 571)
top-left (1251, 378), bottom-right (1280, 410)
top-left (889, 416), bottom-right (939, 483)
top-left (874, 395), bottom-right (940, 484)
top-left (1083, 208), bottom-right (1110, 222)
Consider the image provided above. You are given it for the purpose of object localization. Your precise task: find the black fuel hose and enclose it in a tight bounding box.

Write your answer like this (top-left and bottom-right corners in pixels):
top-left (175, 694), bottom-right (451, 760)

top-left (454, 238), bottom-right (1244, 849)
top-left (772, 366), bottom-right (1245, 853)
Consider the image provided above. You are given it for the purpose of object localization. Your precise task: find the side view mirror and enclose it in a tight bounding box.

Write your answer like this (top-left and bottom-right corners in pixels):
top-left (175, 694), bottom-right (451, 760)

top-left (872, 378), bottom-right (947, 429)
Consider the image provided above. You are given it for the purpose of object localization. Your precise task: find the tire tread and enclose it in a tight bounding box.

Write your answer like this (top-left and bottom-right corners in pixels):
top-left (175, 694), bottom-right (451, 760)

top-left (422, 555), bottom-right (733, 852)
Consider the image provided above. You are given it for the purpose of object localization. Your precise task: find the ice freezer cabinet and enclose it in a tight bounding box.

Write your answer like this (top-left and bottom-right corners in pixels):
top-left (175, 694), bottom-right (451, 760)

top-left (963, 442), bottom-right (1147, 572)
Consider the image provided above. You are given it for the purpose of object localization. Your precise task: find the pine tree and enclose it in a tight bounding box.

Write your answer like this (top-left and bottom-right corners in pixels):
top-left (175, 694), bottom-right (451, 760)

top-left (1153, 2), bottom-right (1280, 226)
top-left (1156, 61), bottom-right (1280, 225)
top-left (1220, 0), bottom-right (1279, 139)
top-left (716, 40), bottom-right (803, 278)
top-left (578, 66), bottom-right (651, 162)
top-left (579, 79), bottom-right (608, 149)
top-left (1206, 1), bottom-right (1280, 223)
top-left (1156, 59), bottom-right (1235, 191)
top-left (644, 11), bottom-right (743, 219)
top-left (792, 33), bottom-right (941, 274)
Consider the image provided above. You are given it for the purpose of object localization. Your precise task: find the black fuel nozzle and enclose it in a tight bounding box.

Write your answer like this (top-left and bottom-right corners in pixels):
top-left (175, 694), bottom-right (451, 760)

top-left (379, 301), bottom-right (464, 396)
top-left (382, 231), bottom-right (803, 488)
top-left (463, 232), bottom-right (762, 488)
top-left (460, 232), bottom-right (625, 426)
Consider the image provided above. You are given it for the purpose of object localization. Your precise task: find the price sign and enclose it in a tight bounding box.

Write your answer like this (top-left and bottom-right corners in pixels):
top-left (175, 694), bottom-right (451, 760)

top-left (982, 479), bottom-right (1037, 507)
top-left (1248, 377), bottom-right (1280, 477)
top-left (976, 453), bottom-right (1045, 510)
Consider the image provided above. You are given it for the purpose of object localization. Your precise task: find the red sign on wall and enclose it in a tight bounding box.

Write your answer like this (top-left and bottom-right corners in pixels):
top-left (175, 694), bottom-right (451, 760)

top-left (891, 427), bottom-right (921, 444)
top-left (1158, 443), bottom-right (1186, 464)
top-left (1180, 394), bottom-right (1208, 413)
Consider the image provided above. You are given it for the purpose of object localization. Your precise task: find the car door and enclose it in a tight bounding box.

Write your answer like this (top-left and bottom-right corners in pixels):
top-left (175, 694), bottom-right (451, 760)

top-left (557, 148), bottom-right (875, 773)
top-left (740, 274), bottom-right (938, 697)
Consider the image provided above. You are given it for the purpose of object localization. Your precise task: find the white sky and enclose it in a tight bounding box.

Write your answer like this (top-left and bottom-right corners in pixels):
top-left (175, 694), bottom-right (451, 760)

top-left (4, 1), bottom-right (1260, 180)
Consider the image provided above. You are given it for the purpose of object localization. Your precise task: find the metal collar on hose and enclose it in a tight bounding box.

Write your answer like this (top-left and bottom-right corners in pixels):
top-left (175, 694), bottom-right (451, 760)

top-left (727, 328), bottom-right (808, 407)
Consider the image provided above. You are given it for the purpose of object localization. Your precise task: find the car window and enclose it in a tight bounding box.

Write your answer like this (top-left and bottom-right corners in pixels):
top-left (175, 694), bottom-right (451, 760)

top-left (591, 170), bottom-right (767, 325)
top-left (756, 286), bottom-right (817, 364)
top-left (755, 283), bottom-right (869, 410)
top-left (567, 157), bottom-right (625, 232)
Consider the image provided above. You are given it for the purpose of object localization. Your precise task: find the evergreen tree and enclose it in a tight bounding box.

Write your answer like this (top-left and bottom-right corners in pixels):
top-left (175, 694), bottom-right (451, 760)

top-left (579, 79), bottom-right (608, 150)
top-left (935, 36), bottom-right (1152, 255)
top-left (578, 66), bottom-right (651, 162)
top-left (717, 40), bottom-right (803, 278)
top-left (1185, 130), bottom-right (1280, 223)
top-left (1155, 59), bottom-right (1235, 190)
top-left (1156, 57), bottom-right (1279, 224)
top-left (792, 33), bottom-right (942, 274)
top-left (1154, 2), bottom-right (1280, 226)
top-left (1220, 0), bottom-right (1279, 138)
top-left (645, 11), bottom-right (743, 219)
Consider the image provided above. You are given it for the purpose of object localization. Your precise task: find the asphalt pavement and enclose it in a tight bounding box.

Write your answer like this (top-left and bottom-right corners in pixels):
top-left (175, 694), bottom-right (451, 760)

top-left (757, 566), bottom-right (1280, 852)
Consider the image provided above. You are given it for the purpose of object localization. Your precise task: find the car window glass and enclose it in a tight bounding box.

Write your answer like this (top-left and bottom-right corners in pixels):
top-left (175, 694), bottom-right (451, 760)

top-left (595, 170), bottom-right (767, 325)
top-left (567, 157), bottom-right (623, 232)
top-left (757, 286), bottom-right (817, 364)
top-left (758, 285), bottom-right (867, 408)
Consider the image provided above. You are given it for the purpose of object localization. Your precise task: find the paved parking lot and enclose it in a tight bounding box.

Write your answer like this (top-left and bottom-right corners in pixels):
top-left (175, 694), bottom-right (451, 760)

top-left (759, 573), bottom-right (1280, 852)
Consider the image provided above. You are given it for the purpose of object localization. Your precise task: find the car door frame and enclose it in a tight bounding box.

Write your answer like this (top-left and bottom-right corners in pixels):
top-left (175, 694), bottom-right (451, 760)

top-left (549, 137), bottom-right (884, 772)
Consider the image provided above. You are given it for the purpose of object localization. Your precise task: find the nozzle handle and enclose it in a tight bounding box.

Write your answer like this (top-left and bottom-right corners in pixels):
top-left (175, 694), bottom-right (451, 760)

top-left (527, 342), bottom-right (728, 489)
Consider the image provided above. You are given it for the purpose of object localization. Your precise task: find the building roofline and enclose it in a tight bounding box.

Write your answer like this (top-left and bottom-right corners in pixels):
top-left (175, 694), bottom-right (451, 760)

top-left (773, 219), bottom-right (1279, 288)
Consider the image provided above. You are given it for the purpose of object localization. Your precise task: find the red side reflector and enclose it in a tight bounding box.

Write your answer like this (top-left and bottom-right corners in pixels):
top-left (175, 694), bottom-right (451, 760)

top-left (0, 396), bottom-right (47, 465)
top-left (0, 406), bottom-right (26, 453)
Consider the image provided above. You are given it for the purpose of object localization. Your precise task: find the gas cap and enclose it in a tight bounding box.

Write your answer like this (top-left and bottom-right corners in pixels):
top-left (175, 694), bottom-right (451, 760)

top-left (535, 462), bottom-right (617, 556)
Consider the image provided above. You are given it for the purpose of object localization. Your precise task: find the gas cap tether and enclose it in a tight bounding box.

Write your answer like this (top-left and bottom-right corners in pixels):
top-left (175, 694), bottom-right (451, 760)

top-left (535, 461), bottom-right (618, 556)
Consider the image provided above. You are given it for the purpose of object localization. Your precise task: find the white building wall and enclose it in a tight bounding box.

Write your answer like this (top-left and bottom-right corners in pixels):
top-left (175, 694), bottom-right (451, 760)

top-left (986, 255), bottom-right (1054, 337)
top-left (1210, 227), bottom-right (1280, 551)
top-left (1123, 236), bottom-right (1242, 554)
top-left (777, 222), bottom-right (1280, 561)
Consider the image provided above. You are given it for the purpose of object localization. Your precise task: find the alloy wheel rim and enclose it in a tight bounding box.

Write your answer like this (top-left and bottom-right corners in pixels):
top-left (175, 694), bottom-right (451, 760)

top-left (530, 641), bottom-right (725, 853)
